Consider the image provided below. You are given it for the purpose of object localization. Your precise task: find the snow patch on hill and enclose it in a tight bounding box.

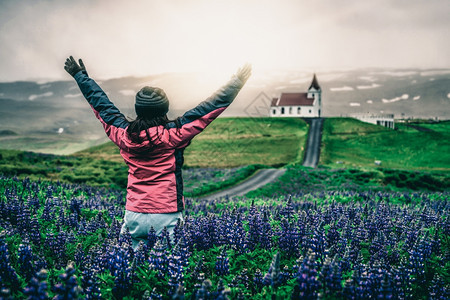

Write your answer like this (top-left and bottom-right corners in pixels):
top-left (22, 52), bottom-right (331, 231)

top-left (359, 76), bottom-right (377, 82)
top-left (39, 84), bottom-right (51, 89)
top-left (382, 94), bottom-right (409, 103)
top-left (29, 92), bottom-right (53, 101)
top-left (330, 86), bottom-right (354, 92)
top-left (420, 70), bottom-right (450, 76)
top-left (413, 96), bottom-right (421, 101)
top-left (357, 83), bottom-right (381, 90)
top-left (370, 71), bottom-right (418, 77)
top-left (64, 93), bottom-right (81, 98)
top-left (350, 102), bottom-right (360, 107)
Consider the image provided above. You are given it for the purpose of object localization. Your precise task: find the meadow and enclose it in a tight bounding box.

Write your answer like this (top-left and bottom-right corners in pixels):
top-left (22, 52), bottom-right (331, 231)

top-left (320, 118), bottom-right (450, 170)
top-left (0, 117), bottom-right (449, 298)
top-left (0, 176), bottom-right (448, 299)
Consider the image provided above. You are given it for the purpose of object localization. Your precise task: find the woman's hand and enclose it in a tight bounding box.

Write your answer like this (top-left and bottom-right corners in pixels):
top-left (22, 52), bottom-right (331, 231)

top-left (64, 56), bottom-right (88, 77)
top-left (235, 63), bottom-right (252, 84)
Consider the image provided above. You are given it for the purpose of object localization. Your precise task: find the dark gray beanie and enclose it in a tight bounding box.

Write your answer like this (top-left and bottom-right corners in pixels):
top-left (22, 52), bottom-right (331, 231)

top-left (135, 86), bottom-right (169, 118)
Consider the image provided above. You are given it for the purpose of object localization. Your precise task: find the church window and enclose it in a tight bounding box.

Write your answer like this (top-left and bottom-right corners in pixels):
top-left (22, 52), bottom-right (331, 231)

top-left (289, 107), bottom-right (292, 114)
top-left (272, 109), bottom-right (276, 115)
top-left (281, 107), bottom-right (285, 114)
top-left (297, 107), bottom-right (301, 114)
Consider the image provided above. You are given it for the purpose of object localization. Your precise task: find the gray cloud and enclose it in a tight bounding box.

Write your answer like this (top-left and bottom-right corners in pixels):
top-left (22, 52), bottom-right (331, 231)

top-left (0, 0), bottom-right (449, 81)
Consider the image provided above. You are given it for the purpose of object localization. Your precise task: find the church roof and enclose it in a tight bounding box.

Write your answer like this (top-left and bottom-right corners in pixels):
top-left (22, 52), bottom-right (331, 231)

top-left (308, 73), bottom-right (321, 91)
top-left (271, 93), bottom-right (315, 107)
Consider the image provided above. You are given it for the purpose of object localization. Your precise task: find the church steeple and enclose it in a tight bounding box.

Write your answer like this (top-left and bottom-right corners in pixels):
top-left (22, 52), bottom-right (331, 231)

top-left (307, 73), bottom-right (322, 117)
top-left (308, 73), bottom-right (321, 91)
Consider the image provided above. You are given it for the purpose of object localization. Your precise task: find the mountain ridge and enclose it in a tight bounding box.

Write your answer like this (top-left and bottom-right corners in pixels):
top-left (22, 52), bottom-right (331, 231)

top-left (1, 68), bottom-right (449, 154)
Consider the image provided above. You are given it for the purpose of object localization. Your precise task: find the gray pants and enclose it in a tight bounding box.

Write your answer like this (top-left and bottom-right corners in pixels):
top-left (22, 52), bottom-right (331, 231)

top-left (120, 210), bottom-right (183, 250)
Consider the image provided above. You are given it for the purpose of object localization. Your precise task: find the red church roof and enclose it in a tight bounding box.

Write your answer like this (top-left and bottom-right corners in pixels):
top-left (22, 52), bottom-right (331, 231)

top-left (271, 93), bottom-right (315, 107)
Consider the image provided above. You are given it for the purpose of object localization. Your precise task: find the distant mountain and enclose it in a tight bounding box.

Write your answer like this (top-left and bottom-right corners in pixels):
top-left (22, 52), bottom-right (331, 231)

top-left (0, 68), bottom-right (449, 154)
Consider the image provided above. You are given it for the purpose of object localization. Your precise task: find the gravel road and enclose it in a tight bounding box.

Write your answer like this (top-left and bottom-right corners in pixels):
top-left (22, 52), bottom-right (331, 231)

top-left (198, 168), bottom-right (286, 199)
top-left (302, 118), bottom-right (324, 168)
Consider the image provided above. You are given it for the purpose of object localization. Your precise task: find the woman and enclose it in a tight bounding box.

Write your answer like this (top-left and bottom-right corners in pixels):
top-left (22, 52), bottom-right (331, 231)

top-left (64, 56), bottom-right (251, 249)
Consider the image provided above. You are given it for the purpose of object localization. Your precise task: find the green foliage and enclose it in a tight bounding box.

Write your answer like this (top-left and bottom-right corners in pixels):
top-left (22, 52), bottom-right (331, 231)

top-left (183, 117), bottom-right (308, 167)
top-left (246, 165), bottom-right (449, 198)
top-left (320, 118), bottom-right (450, 170)
top-left (0, 149), bottom-right (128, 188)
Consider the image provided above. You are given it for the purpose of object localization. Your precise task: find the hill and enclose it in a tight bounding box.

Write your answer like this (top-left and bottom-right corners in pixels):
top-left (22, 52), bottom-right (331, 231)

top-left (74, 117), bottom-right (309, 168)
top-left (0, 117), bottom-right (448, 194)
top-left (0, 68), bottom-right (449, 154)
top-left (320, 118), bottom-right (450, 170)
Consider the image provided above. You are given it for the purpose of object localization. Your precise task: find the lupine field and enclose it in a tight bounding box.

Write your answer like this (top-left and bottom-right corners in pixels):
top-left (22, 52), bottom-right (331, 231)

top-left (0, 175), bottom-right (449, 299)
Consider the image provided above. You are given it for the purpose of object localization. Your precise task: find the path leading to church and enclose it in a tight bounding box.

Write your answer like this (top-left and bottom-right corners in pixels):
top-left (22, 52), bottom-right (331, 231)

top-left (196, 118), bottom-right (323, 199)
top-left (198, 168), bottom-right (286, 200)
top-left (302, 118), bottom-right (324, 168)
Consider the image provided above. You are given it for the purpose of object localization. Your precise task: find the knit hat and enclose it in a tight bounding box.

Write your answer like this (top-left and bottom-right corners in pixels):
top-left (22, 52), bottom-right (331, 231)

top-left (135, 86), bottom-right (169, 118)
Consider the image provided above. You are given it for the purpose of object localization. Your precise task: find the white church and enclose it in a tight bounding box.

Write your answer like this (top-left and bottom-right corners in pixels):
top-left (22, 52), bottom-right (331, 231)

top-left (270, 74), bottom-right (322, 118)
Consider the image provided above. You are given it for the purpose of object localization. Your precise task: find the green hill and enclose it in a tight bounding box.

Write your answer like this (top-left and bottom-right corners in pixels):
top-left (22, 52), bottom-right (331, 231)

top-left (0, 117), bottom-right (448, 192)
top-left (74, 117), bottom-right (309, 168)
top-left (320, 118), bottom-right (450, 170)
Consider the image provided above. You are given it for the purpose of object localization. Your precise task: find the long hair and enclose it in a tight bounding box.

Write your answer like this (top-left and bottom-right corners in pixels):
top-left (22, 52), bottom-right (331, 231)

top-left (127, 115), bottom-right (181, 146)
top-left (127, 115), bottom-right (170, 144)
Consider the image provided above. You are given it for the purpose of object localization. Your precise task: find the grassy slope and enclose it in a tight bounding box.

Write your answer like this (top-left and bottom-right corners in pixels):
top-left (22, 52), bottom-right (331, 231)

top-left (183, 117), bottom-right (308, 167)
top-left (0, 117), bottom-right (308, 190)
top-left (75, 117), bottom-right (309, 168)
top-left (320, 118), bottom-right (450, 170)
top-left (1, 117), bottom-right (448, 194)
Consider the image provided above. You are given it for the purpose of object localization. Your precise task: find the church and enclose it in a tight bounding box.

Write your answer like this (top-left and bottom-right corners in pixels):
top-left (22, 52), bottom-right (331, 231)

top-left (270, 74), bottom-right (322, 118)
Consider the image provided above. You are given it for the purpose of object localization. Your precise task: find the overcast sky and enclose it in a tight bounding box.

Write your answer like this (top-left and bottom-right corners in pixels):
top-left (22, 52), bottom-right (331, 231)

top-left (0, 0), bottom-right (449, 81)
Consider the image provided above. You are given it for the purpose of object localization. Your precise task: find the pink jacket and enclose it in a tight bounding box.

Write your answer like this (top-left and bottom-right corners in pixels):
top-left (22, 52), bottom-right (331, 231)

top-left (74, 72), bottom-right (245, 213)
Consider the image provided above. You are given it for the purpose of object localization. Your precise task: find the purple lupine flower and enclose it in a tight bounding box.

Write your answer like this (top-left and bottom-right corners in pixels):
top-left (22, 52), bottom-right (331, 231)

top-left (167, 241), bottom-right (189, 293)
top-left (148, 240), bottom-right (169, 280)
top-left (171, 284), bottom-right (185, 300)
top-left (252, 269), bottom-right (264, 294)
top-left (52, 263), bottom-right (82, 300)
top-left (172, 218), bottom-right (184, 245)
top-left (213, 278), bottom-right (230, 300)
top-left (193, 279), bottom-right (212, 300)
top-left (318, 255), bottom-right (343, 297)
top-left (160, 226), bottom-right (172, 250)
top-left (278, 218), bottom-right (300, 257)
top-left (81, 263), bottom-right (102, 300)
top-left (0, 236), bottom-right (20, 291)
top-left (23, 269), bottom-right (49, 300)
top-left (145, 226), bottom-right (157, 251)
top-left (109, 243), bottom-right (133, 299)
top-left (18, 241), bottom-right (36, 282)
top-left (259, 208), bottom-right (273, 249)
top-left (230, 211), bottom-right (247, 254)
top-left (230, 268), bottom-right (249, 289)
top-left (265, 252), bottom-right (281, 289)
top-left (280, 196), bottom-right (295, 220)
top-left (215, 248), bottom-right (229, 276)
top-left (377, 272), bottom-right (394, 299)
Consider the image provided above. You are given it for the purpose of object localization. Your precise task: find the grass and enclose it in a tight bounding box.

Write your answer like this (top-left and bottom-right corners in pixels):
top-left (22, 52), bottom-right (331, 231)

top-left (245, 165), bottom-right (450, 198)
top-left (75, 117), bottom-right (309, 167)
top-left (1, 117), bottom-right (449, 195)
top-left (0, 149), bottom-right (128, 189)
top-left (184, 117), bottom-right (308, 167)
top-left (320, 118), bottom-right (450, 170)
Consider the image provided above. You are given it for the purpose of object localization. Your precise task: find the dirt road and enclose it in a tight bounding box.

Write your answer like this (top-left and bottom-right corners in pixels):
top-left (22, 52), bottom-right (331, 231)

top-left (302, 118), bottom-right (324, 168)
top-left (199, 168), bottom-right (286, 199)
